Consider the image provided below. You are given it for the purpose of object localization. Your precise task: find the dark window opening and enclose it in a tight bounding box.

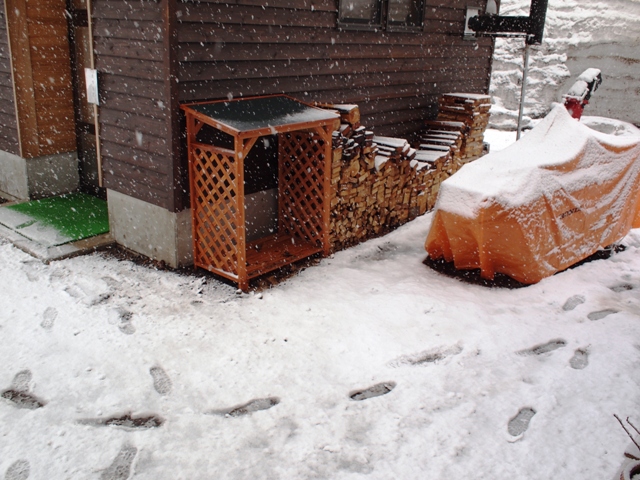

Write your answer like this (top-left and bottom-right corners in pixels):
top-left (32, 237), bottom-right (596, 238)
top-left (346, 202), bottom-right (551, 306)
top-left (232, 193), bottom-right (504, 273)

top-left (339, 0), bottom-right (382, 28)
top-left (338, 0), bottom-right (424, 31)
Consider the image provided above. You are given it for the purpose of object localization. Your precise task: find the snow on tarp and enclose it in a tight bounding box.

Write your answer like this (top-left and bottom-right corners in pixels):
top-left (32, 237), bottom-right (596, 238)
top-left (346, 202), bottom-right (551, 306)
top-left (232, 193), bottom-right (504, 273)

top-left (425, 105), bottom-right (640, 284)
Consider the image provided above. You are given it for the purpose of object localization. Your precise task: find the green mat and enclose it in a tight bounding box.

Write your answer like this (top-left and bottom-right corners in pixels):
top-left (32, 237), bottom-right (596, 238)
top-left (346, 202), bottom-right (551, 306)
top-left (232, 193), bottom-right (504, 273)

top-left (0, 192), bottom-right (109, 247)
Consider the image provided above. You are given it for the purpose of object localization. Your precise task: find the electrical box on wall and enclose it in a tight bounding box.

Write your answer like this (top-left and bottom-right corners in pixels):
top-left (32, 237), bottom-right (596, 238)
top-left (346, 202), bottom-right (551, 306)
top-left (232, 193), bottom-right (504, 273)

top-left (85, 68), bottom-right (99, 105)
top-left (464, 7), bottom-right (481, 39)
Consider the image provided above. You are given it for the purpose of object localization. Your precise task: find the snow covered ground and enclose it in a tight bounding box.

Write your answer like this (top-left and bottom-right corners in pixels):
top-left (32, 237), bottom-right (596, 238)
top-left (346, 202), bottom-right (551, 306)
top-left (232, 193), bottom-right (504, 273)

top-left (2, 153), bottom-right (640, 478)
top-left (3, 2), bottom-right (640, 478)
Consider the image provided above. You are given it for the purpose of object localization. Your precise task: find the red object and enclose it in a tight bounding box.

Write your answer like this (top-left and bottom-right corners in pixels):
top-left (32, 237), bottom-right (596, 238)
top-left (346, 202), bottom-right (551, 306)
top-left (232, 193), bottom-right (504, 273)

top-left (564, 97), bottom-right (588, 119)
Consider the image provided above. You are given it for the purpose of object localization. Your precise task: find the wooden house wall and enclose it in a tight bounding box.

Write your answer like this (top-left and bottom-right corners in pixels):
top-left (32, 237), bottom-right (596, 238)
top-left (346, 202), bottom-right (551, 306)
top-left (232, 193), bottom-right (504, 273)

top-left (5, 0), bottom-right (76, 158)
top-left (92, 0), bottom-right (495, 212)
top-left (176, 0), bottom-right (495, 138)
top-left (0, 0), bottom-right (21, 155)
top-left (92, 0), bottom-right (180, 210)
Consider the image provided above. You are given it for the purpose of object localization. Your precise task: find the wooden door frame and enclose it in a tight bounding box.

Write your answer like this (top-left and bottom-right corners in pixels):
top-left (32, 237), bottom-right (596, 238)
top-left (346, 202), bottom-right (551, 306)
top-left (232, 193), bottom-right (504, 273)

top-left (66, 0), bottom-right (103, 188)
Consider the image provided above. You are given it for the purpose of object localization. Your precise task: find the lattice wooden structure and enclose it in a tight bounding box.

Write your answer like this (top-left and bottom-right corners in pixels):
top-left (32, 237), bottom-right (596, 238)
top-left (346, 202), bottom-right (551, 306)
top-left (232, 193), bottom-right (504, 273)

top-left (181, 95), bottom-right (340, 291)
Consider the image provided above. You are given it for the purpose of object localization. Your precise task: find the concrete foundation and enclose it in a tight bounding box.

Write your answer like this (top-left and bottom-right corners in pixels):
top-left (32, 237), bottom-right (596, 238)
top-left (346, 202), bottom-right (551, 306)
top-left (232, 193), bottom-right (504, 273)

top-left (107, 189), bottom-right (193, 268)
top-left (0, 149), bottom-right (79, 200)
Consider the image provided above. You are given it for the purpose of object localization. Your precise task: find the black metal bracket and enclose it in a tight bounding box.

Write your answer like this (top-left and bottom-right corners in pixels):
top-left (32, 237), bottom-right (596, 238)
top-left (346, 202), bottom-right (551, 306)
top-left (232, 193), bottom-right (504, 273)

top-left (466, 0), bottom-right (548, 45)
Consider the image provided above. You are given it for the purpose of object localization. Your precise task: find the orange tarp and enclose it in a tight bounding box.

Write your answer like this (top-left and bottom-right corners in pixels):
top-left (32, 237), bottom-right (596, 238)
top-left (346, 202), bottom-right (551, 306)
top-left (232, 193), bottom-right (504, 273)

top-left (425, 106), bottom-right (640, 284)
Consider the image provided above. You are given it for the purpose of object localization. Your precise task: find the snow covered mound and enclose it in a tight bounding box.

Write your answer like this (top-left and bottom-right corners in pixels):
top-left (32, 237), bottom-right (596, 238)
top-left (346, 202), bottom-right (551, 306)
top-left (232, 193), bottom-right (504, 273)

top-left (426, 105), bottom-right (640, 283)
top-left (490, 0), bottom-right (640, 129)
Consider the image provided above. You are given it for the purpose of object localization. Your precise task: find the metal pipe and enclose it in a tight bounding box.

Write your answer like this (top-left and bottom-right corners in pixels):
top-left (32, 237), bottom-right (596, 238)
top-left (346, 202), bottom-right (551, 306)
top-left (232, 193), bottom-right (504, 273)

top-left (516, 43), bottom-right (531, 140)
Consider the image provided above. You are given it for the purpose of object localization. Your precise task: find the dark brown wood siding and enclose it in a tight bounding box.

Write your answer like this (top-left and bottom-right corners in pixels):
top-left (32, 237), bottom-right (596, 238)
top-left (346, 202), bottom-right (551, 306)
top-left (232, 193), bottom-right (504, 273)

top-left (0, 0), bottom-right (20, 155)
top-left (93, 0), bottom-right (494, 211)
top-left (176, 0), bottom-right (494, 137)
top-left (93, 0), bottom-right (179, 210)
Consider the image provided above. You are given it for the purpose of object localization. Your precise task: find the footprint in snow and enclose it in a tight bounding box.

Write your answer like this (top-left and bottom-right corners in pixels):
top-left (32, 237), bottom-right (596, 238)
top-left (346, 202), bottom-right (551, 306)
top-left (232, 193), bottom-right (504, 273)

top-left (587, 309), bottom-right (619, 321)
top-left (569, 348), bottom-right (589, 370)
top-left (116, 308), bottom-right (135, 335)
top-left (350, 382), bottom-right (396, 401)
top-left (149, 366), bottom-right (172, 395)
top-left (89, 292), bottom-right (112, 306)
top-left (4, 459), bottom-right (30, 480)
top-left (610, 283), bottom-right (634, 293)
top-left (209, 397), bottom-right (280, 417)
top-left (40, 307), bottom-right (57, 330)
top-left (508, 407), bottom-right (536, 437)
top-left (100, 444), bottom-right (137, 480)
top-left (388, 344), bottom-right (462, 368)
top-left (1, 370), bottom-right (45, 410)
top-left (78, 413), bottom-right (164, 430)
top-left (517, 339), bottom-right (566, 356)
top-left (562, 295), bottom-right (585, 311)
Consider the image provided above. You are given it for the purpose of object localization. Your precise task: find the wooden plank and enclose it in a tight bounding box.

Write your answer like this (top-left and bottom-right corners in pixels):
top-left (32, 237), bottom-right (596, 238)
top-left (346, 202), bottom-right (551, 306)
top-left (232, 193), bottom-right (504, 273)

top-left (0, 110), bottom-right (17, 130)
top-left (31, 65), bottom-right (74, 90)
top-left (179, 42), bottom-right (437, 63)
top-left (180, 0), bottom-right (337, 12)
top-left (0, 71), bottom-right (12, 87)
top-left (423, 6), bottom-right (468, 22)
top-left (425, 0), bottom-right (469, 8)
top-left (178, 66), bottom-right (490, 102)
top-left (162, 0), bottom-right (184, 212)
top-left (303, 76), bottom-right (487, 107)
top-left (27, 21), bottom-right (68, 38)
top-left (36, 128), bottom-right (76, 150)
top-left (101, 139), bottom-right (171, 174)
top-left (99, 74), bottom-right (166, 100)
top-left (179, 53), bottom-right (491, 82)
top-left (357, 95), bottom-right (438, 115)
top-left (99, 108), bottom-right (168, 137)
top-left (93, 18), bottom-right (164, 42)
top-left (99, 90), bottom-right (168, 119)
top-left (0, 61), bottom-right (13, 74)
top-left (95, 55), bottom-right (165, 81)
top-left (0, 83), bottom-right (13, 102)
top-left (0, 130), bottom-right (20, 154)
top-left (6, 0), bottom-right (38, 157)
top-left (103, 167), bottom-right (171, 210)
top-left (427, 18), bottom-right (466, 35)
top-left (93, 0), bottom-right (163, 22)
top-left (176, 3), bottom-right (336, 28)
top-left (102, 156), bottom-right (169, 191)
top-left (177, 22), bottom-right (477, 46)
top-left (101, 123), bottom-right (169, 156)
top-left (245, 233), bottom-right (322, 278)
top-left (94, 38), bottom-right (164, 62)
top-left (34, 104), bottom-right (75, 124)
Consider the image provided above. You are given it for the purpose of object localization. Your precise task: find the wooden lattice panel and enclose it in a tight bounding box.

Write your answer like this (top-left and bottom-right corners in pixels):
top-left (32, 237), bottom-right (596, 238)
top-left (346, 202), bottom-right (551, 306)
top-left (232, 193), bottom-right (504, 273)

top-left (190, 143), bottom-right (240, 277)
top-left (278, 131), bottom-right (327, 245)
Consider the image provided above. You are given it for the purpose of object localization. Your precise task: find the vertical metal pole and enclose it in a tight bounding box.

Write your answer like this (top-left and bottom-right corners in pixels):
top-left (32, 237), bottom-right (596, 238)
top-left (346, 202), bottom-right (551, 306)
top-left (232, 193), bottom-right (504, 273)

top-left (516, 43), bottom-right (531, 140)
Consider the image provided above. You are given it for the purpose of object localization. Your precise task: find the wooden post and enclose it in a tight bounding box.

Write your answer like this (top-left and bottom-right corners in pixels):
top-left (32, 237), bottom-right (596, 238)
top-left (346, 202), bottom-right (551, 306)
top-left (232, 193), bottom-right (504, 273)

top-left (186, 114), bottom-right (199, 271)
top-left (5, 0), bottom-right (38, 158)
top-left (235, 135), bottom-right (250, 291)
top-left (162, 0), bottom-right (183, 213)
top-left (320, 124), bottom-right (333, 256)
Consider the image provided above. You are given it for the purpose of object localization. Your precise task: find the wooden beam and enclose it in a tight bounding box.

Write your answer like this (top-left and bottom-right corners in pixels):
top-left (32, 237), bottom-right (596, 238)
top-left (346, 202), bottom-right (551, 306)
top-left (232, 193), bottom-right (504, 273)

top-left (162, 0), bottom-right (182, 212)
top-left (5, 0), bottom-right (38, 158)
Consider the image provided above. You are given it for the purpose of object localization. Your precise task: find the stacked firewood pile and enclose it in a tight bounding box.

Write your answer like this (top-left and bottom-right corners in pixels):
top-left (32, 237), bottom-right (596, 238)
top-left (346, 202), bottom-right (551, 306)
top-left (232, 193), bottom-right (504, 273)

top-left (430, 93), bottom-right (491, 162)
top-left (319, 94), bottom-right (490, 251)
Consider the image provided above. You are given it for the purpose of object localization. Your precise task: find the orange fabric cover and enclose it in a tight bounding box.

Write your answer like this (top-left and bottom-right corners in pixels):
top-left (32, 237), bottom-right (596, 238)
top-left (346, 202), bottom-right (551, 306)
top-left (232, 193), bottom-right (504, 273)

top-left (425, 106), bottom-right (640, 283)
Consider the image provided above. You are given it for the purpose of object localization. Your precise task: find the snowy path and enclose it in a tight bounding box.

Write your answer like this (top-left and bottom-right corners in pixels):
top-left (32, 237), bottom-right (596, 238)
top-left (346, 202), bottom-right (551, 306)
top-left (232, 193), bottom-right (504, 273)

top-left (1, 214), bottom-right (640, 479)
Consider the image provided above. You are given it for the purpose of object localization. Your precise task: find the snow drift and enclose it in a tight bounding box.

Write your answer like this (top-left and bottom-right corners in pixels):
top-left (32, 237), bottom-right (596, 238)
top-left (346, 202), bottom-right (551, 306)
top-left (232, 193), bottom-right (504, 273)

top-left (490, 0), bottom-right (640, 128)
top-left (425, 105), bottom-right (640, 283)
